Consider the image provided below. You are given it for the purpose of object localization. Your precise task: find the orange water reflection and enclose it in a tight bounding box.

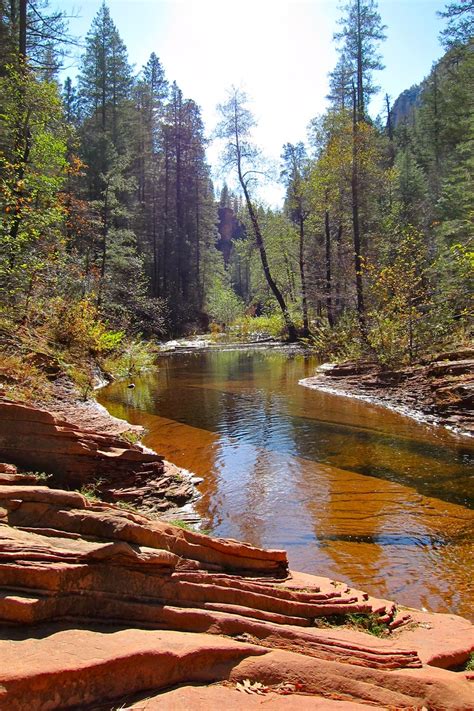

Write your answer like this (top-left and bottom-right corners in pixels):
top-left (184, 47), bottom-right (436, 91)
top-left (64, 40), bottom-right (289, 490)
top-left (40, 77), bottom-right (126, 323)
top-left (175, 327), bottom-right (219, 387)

top-left (99, 349), bottom-right (474, 620)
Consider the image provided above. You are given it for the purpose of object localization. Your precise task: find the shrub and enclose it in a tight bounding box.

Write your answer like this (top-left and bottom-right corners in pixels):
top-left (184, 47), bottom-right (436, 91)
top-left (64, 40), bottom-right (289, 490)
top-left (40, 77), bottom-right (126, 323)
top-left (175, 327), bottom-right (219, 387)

top-left (228, 314), bottom-right (286, 341)
top-left (101, 339), bottom-right (157, 378)
top-left (306, 312), bottom-right (365, 362)
top-left (0, 353), bottom-right (52, 402)
top-left (48, 297), bottom-right (124, 357)
top-left (205, 278), bottom-right (245, 330)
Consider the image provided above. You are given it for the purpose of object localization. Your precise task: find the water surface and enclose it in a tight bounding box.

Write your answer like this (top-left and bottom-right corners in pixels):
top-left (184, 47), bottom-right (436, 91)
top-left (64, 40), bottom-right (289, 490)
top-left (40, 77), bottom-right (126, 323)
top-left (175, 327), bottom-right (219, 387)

top-left (99, 349), bottom-right (474, 619)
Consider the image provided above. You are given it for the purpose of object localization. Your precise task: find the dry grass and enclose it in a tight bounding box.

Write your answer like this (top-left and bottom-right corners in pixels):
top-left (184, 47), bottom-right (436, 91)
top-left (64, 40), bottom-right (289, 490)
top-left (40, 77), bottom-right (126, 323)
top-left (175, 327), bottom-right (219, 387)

top-left (0, 352), bottom-right (53, 402)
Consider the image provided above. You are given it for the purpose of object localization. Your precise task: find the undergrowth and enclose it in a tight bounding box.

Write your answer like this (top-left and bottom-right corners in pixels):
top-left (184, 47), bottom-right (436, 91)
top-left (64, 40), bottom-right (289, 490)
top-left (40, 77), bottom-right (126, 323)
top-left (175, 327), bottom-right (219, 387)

top-left (79, 480), bottom-right (104, 503)
top-left (119, 429), bottom-right (142, 445)
top-left (314, 612), bottom-right (389, 637)
top-left (169, 518), bottom-right (194, 531)
top-left (114, 500), bottom-right (142, 514)
top-left (0, 297), bottom-right (157, 403)
top-left (0, 351), bottom-right (53, 402)
top-left (226, 314), bottom-right (287, 341)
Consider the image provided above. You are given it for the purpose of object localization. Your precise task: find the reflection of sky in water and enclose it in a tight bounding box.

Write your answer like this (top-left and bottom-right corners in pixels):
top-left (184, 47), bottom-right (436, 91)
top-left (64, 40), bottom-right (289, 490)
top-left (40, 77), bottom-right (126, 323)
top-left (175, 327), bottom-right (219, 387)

top-left (99, 349), bottom-right (474, 618)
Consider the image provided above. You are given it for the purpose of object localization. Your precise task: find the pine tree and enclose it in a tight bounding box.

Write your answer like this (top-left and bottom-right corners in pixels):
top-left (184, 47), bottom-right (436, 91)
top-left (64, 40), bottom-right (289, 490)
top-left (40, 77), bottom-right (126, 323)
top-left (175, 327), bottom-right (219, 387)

top-left (332, 0), bottom-right (386, 329)
top-left (439, 1), bottom-right (474, 49)
top-left (334, 0), bottom-right (386, 120)
top-left (281, 142), bottom-right (311, 335)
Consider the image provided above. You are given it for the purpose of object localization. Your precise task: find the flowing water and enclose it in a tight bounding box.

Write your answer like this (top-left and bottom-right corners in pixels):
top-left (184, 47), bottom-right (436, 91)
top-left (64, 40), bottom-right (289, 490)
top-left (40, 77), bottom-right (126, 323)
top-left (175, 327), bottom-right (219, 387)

top-left (98, 348), bottom-right (474, 620)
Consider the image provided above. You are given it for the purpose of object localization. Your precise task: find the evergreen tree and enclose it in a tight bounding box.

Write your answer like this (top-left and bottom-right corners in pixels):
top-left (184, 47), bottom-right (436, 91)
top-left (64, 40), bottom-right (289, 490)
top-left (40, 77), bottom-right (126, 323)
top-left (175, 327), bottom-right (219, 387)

top-left (281, 142), bottom-right (311, 334)
top-left (439, 0), bottom-right (474, 48)
top-left (334, 0), bottom-right (386, 120)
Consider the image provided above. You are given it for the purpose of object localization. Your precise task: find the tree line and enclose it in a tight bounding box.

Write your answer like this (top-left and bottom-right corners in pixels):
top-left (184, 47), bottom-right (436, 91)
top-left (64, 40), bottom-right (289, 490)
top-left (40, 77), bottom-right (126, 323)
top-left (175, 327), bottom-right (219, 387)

top-left (214, 0), bottom-right (472, 363)
top-left (1, 0), bottom-right (220, 340)
top-left (1, 0), bottom-right (472, 367)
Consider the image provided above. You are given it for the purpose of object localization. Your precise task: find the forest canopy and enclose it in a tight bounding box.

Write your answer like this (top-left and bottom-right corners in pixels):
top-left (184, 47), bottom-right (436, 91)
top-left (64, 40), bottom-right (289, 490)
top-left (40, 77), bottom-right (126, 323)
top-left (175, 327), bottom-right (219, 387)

top-left (0, 0), bottom-right (472, 388)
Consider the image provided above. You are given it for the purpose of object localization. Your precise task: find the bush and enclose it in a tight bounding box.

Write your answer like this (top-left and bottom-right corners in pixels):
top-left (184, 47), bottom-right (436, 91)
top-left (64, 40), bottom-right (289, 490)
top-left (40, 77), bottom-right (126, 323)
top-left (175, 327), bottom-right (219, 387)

top-left (228, 314), bottom-right (286, 341)
top-left (48, 297), bottom-right (124, 357)
top-left (101, 339), bottom-right (157, 378)
top-left (205, 278), bottom-right (245, 329)
top-left (307, 312), bottom-right (365, 361)
top-left (0, 352), bottom-right (52, 402)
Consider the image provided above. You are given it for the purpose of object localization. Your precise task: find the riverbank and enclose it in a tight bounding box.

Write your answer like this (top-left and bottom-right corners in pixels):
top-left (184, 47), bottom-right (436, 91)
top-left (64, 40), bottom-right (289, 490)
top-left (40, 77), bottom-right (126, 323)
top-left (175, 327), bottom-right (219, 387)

top-left (0, 376), bottom-right (200, 519)
top-left (1, 350), bottom-right (474, 708)
top-left (300, 348), bottom-right (474, 438)
top-left (0, 471), bottom-right (473, 710)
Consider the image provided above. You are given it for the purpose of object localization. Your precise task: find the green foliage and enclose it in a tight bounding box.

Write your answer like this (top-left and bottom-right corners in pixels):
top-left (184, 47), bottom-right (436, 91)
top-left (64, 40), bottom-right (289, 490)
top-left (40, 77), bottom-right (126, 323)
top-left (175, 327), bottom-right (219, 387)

top-left (205, 276), bottom-right (245, 330)
top-left (365, 227), bottom-right (444, 366)
top-left (79, 481), bottom-right (103, 503)
top-left (102, 339), bottom-right (157, 378)
top-left (120, 429), bottom-right (142, 445)
top-left (345, 613), bottom-right (388, 637)
top-left (314, 612), bottom-right (389, 637)
top-left (169, 519), bottom-right (194, 531)
top-left (66, 364), bottom-right (94, 402)
top-left (48, 297), bottom-right (124, 356)
top-left (28, 471), bottom-right (52, 482)
top-left (228, 314), bottom-right (286, 341)
top-left (1, 0), bottom-right (471, 389)
top-left (0, 351), bottom-right (53, 402)
top-left (465, 653), bottom-right (474, 671)
top-left (114, 500), bottom-right (141, 513)
top-left (306, 312), bottom-right (364, 362)
top-left (365, 228), bottom-right (432, 367)
top-left (0, 65), bottom-right (68, 310)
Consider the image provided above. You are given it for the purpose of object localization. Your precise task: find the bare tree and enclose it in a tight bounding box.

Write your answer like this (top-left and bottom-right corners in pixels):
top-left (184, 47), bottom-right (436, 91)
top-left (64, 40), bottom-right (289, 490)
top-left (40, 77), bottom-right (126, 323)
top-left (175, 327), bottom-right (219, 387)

top-left (216, 87), bottom-right (298, 341)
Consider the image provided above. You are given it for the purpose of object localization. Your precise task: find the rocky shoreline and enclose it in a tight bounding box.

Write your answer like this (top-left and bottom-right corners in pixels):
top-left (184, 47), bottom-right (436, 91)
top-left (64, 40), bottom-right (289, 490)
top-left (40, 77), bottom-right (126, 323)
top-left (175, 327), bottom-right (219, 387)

top-left (0, 366), bottom-right (473, 708)
top-left (0, 397), bottom-right (198, 519)
top-left (300, 348), bottom-right (474, 438)
top-left (0, 469), bottom-right (473, 709)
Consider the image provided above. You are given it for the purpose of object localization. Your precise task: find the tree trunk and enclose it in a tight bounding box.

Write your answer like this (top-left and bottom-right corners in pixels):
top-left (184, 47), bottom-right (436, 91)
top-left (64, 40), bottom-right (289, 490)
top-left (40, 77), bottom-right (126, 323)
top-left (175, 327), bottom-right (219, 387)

top-left (324, 208), bottom-right (334, 327)
top-left (19, 0), bottom-right (27, 59)
top-left (298, 214), bottom-right (310, 337)
top-left (356, 0), bottom-right (364, 120)
top-left (351, 84), bottom-right (366, 334)
top-left (385, 93), bottom-right (395, 167)
top-left (195, 179), bottom-right (201, 306)
top-left (241, 182), bottom-right (297, 341)
top-left (152, 180), bottom-right (159, 296)
top-left (233, 109), bottom-right (297, 341)
top-left (97, 184), bottom-right (109, 307)
top-left (162, 142), bottom-right (169, 295)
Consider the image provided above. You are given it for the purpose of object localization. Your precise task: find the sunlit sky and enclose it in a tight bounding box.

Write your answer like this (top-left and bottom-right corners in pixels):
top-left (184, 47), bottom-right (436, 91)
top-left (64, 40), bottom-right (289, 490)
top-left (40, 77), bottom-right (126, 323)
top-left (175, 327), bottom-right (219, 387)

top-left (57, 0), bottom-right (448, 204)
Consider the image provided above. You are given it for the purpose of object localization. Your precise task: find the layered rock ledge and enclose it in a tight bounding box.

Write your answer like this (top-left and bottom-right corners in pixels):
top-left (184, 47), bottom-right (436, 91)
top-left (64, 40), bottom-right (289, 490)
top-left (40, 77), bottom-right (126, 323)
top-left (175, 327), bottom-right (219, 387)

top-left (0, 399), bottom-right (194, 513)
top-left (0, 477), bottom-right (473, 710)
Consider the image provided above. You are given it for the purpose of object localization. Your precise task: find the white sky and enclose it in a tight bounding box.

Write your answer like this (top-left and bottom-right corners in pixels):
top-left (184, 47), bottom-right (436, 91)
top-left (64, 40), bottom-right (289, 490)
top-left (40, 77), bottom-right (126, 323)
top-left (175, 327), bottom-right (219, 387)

top-left (59, 0), bottom-right (448, 205)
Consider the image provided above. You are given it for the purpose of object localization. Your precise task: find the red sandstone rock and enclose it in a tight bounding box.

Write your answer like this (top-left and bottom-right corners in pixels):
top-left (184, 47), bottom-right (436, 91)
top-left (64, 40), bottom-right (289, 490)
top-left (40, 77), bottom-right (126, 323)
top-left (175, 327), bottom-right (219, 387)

top-left (130, 684), bottom-right (384, 709)
top-left (0, 629), bottom-right (267, 710)
top-left (302, 353), bottom-right (474, 435)
top-left (0, 462), bottom-right (39, 484)
top-left (0, 482), bottom-right (473, 710)
top-left (0, 399), bottom-right (194, 511)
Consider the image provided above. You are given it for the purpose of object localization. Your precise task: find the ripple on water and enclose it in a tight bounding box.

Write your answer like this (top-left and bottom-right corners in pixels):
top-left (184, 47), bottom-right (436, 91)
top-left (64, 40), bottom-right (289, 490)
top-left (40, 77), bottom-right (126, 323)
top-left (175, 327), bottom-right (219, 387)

top-left (98, 349), bottom-right (474, 620)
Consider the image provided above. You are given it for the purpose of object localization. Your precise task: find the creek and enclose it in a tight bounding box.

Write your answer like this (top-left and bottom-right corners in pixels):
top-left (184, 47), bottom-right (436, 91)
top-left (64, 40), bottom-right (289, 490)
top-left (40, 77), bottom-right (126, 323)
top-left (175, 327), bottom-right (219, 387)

top-left (98, 347), bottom-right (474, 620)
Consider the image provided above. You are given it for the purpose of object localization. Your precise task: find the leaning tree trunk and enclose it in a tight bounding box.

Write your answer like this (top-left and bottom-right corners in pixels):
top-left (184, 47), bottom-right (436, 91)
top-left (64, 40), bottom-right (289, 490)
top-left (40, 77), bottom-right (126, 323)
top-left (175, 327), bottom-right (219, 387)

top-left (238, 177), bottom-right (297, 341)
